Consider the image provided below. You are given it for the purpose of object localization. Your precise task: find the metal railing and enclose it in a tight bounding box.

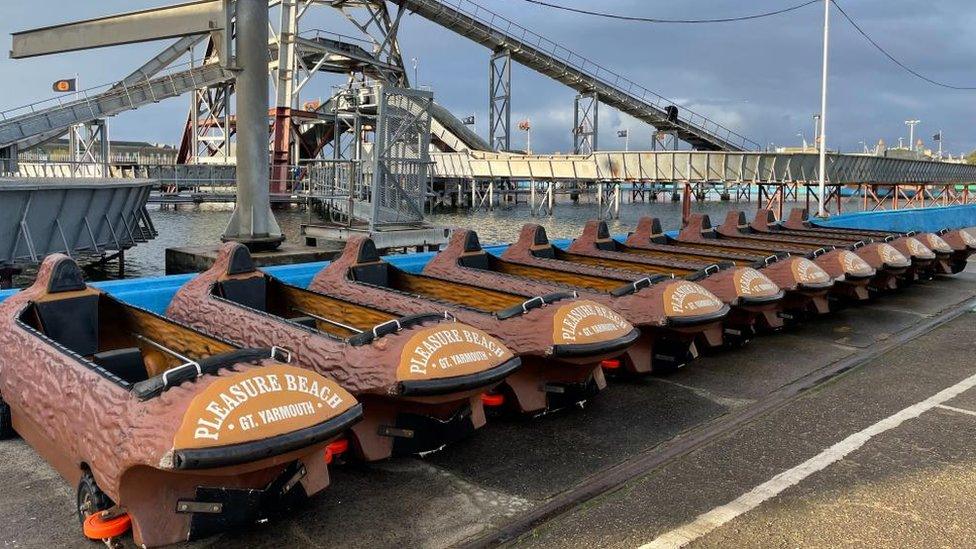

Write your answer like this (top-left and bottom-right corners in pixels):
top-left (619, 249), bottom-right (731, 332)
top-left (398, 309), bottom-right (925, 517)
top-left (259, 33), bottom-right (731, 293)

top-left (403, 0), bottom-right (761, 151)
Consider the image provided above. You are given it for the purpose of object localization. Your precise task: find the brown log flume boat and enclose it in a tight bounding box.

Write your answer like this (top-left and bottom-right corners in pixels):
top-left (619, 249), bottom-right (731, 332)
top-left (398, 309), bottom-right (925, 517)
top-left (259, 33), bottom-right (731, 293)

top-left (309, 237), bottom-right (640, 414)
top-left (501, 224), bottom-right (786, 338)
top-left (630, 216), bottom-right (876, 302)
top-left (780, 208), bottom-right (974, 275)
top-left (0, 255), bottom-right (362, 547)
top-left (577, 220), bottom-right (835, 318)
top-left (421, 228), bottom-right (730, 374)
top-left (167, 243), bottom-right (522, 461)
top-left (692, 211), bottom-right (913, 291)
top-left (750, 209), bottom-right (939, 280)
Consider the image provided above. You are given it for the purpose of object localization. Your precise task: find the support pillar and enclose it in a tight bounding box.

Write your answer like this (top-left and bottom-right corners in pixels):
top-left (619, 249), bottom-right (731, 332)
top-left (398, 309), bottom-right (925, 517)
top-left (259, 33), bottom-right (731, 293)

top-left (222, 0), bottom-right (284, 250)
top-left (574, 92), bottom-right (598, 154)
top-left (489, 48), bottom-right (511, 151)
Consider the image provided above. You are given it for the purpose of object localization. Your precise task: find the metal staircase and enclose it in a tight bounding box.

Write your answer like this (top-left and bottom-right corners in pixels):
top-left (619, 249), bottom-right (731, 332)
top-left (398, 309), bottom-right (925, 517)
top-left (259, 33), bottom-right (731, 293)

top-left (391, 0), bottom-right (761, 151)
top-left (0, 62), bottom-right (234, 150)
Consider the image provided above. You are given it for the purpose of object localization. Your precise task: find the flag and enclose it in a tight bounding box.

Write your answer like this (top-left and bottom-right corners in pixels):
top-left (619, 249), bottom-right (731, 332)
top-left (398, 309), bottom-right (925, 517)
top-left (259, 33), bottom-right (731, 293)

top-left (933, 132), bottom-right (942, 142)
top-left (52, 78), bottom-right (76, 92)
top-left (617, 130), bottom-right (628, 138)
top-left (462, 115), bottom-right (476, 125)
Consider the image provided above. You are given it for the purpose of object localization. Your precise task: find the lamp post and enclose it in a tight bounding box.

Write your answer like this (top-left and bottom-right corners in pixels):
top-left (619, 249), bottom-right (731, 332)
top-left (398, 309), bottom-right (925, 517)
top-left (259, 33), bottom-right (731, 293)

top-left (905, 119), bottom-right (920, 152)
top-left (816, 0), bottom-right (830, 218)
top-left (411, 57), bottom-right (419, 88)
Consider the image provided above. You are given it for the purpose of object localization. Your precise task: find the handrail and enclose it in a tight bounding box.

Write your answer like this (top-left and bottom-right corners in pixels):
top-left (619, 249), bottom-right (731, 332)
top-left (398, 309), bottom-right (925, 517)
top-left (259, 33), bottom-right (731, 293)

top-left (408, 0), bottom-right (760, 150)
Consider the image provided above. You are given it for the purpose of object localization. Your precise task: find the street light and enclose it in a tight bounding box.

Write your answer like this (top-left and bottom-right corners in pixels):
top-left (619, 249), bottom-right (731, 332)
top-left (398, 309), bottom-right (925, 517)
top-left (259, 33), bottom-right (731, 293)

top-left (816, 0), bottom-right (830, 218)
top-left (410, 57), bottom-right (419, 88)
top-left (797, 131), bottom-right (807, 150)
top-left (905, 119), bottom-right (920, 152)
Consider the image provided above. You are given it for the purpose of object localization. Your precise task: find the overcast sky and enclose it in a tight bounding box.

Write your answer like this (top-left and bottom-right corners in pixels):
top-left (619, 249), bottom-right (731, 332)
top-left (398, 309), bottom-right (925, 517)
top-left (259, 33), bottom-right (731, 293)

top-left (1, 0), bottom-right (973, 155)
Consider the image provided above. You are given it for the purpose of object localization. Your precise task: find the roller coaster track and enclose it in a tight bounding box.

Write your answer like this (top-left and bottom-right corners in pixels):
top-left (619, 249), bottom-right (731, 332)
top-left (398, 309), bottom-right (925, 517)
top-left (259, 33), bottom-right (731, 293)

top-left (391, 0), bottom-right (761, 151)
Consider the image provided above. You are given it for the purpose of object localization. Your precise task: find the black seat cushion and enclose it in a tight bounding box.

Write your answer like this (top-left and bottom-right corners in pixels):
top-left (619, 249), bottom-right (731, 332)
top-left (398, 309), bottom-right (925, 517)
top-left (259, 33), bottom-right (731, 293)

top-left (459, 253), bottom-right (491, 271)
top-left (595, 240), bottom-right (617, 251)
top-left (351, 263), bottom-right (390, 287)
top-left (531, 246), bottom-right (556, 259)
top-left (217, 277), bottom-right (267, 312)
top-left (34, 295), bottom-right (99, 357)
top-left (93, 347), bottom-right (148, 384)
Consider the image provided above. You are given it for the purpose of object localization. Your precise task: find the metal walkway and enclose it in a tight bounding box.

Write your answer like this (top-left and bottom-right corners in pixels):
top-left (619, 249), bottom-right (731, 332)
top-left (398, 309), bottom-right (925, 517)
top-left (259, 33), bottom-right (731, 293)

top-left (392, 0), bottom-right (761, 151)
top-left (0, 62), bottom-right (234, 150)
top-left (432, 150), bottom-right (976, 185)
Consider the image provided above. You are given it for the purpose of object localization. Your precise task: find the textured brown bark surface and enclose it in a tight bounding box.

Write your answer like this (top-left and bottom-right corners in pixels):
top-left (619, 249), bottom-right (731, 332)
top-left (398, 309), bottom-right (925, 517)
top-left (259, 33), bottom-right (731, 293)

top-left (310, 237), bottom-right (635, 360)
top-left (0, 255), bottom-right (343, 547)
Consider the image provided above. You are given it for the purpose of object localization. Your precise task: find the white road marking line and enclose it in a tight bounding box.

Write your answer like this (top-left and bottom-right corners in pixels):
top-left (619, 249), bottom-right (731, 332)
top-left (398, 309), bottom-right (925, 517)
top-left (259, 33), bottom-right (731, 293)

top-left (935, 404), bottom-right (976, 418)
top-left (638, 370), bottom-right (976, 549)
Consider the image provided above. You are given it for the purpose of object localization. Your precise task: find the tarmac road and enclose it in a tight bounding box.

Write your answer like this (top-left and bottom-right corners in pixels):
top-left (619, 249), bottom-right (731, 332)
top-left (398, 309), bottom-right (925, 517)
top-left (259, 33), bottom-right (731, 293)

top-left (1, 245), bottom-right (974, 548)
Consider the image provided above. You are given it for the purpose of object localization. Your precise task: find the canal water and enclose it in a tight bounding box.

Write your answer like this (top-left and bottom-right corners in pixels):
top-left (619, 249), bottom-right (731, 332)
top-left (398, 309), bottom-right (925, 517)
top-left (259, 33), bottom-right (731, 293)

top-left (115, 195), bottom-right (794, 278)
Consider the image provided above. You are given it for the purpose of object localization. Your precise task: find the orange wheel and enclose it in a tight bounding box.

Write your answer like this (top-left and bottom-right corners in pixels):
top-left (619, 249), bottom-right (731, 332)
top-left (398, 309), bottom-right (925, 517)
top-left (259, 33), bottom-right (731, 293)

top-left (83, 511), bottom-right (131, 540)
top-left (324, 438), bottom-right (351, 464)
top-left (481, 393), bottom-right (505, 407)
top-left (326, 438), bottom-right (350, 456)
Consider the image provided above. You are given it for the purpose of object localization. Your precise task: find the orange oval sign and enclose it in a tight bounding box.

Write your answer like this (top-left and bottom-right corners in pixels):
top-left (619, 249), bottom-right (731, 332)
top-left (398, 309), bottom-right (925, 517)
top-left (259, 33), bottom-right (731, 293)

top-left (397, 324), bottom-right (514, 381)
top-left (174, 365), bottom-right (356, 450)
top-left (663, 281), bottom-right (725, 317)
top-left (790, 258), bottom-right (831, 284)
top-left (733, 268), bottom-right (780, 297)
top-left (839, 251), bottom-right (874, 277)
top-left (924, 234), bottom-right (952, 253)
top-left (878, 244), bottom-right (910, 267)
top-left (906, 237), bottom-right (935, 259)
top-left (552, 300), bottom-right (633, 345)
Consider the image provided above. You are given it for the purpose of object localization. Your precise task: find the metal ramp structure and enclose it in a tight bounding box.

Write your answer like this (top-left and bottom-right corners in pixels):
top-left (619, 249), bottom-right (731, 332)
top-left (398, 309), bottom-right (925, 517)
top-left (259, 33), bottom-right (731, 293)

top-left (0, 62), bottom-right (234, 171)
top-left (391, 0), bottom-right (761, 151)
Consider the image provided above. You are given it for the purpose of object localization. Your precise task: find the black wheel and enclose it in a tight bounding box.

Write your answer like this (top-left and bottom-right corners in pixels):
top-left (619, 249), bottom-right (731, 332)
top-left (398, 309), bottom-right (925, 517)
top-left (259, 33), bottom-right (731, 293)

top-left (0, 396), bottom-right (12, 439)
top-left (76, 471), bottom-right (112, 526)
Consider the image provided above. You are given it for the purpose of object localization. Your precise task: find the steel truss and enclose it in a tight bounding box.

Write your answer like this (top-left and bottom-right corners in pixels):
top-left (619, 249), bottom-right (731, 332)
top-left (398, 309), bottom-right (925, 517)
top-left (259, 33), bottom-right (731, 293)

top-left (574, 92), bottom-right (598, 155)
top-left (489, 48), bottom-right (512, 152)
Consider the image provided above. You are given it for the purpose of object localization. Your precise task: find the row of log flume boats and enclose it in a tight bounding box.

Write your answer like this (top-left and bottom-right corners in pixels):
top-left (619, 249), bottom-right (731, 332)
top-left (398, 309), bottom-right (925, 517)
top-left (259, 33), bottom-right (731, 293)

top-left (0, 207), bottom-right (972, 546)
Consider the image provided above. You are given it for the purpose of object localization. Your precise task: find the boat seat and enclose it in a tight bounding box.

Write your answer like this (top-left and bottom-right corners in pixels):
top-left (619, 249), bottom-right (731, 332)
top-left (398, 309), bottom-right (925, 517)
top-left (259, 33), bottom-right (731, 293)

top-left (530, 246), bottom-right (556, 259)
top-left (93, 347), bottom-right (149, 384)
top-left (289, 315), bottom-right (318, 329)
top-left (34, 295), bottom-right (99, 357)
top-left (217, 277), bottom-right (267, 312)
top-left (351, 262), bottom-right (390, 287)
top-left (595, 240), bottom-right (617, 251)
top-left (458, 253), bottom-right (491, 270)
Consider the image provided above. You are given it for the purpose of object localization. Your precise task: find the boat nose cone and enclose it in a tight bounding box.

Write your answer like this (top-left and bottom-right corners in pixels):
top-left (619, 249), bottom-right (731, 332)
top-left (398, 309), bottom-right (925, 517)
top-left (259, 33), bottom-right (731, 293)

top-left (878, 243), bottom-right (911, 268)
top-left (551, 300), bottom-right (634, 345)
top-left (790, 257), bottom-right (832, 285)
top-left (662, 280), bottom-right (726, 317)
top-left (906, 237), bottom-right (936, 259)
top-left (960, 230), bottom-right (976, 249)
top-left (174, 365), bottom-right (357, 451)
top-left (924, 234), bottom-right (953, 254)
top-left (397, 324), bottom-right (514, 382)
top-left (839, 251), bottom-right (875, 277)
top-left (733, 267), bottom-right (781, 298)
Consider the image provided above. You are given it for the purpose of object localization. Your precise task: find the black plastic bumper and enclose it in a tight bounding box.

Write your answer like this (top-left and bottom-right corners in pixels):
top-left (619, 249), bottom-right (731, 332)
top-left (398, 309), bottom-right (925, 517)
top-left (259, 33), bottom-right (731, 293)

top-left (398, 357), bottom-right (522, 396)
top-left (173, 404), bottom-right (364, 470)
top-left (551, 328), bottom-right (641, 358)
top-left (665, 304), bottom-right (732, 327)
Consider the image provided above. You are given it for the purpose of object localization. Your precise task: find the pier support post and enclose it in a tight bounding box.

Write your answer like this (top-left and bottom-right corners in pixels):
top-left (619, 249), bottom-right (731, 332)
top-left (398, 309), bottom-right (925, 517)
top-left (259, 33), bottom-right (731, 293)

top-left (222, 0), bottom-right (284, 251)
top-left (574, 92), bottom-right (598, 155)
top-left (489, 48), bottom-right (512, 151)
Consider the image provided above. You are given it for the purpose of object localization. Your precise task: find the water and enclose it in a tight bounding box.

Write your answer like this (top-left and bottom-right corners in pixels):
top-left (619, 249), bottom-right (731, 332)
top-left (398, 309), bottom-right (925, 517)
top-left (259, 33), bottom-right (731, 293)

top-left (116, 196), bottom-right (787, 278)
